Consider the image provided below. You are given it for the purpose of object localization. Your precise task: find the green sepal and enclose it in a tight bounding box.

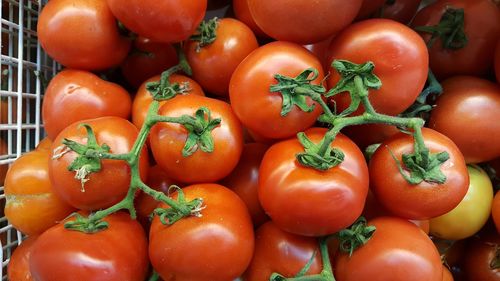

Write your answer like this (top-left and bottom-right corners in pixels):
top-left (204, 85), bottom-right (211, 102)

top-left (190, 17), bottom-right (219, 52)
top-left (64, 213), bottom-right (109, 234)
top-left (146, 69), bottom-right (190, 101)
top-left (269, 274), bottom-right (287, 281)
top-left (296, 132), bottom-right (345, 171)
top-left (152, 186), bottom-right (204, 225)
top-left (414, 7), bottom-right (467, 49)
top-left (338, 216), bottom-right (376, 257)
top-left (270, 68), bottom-right (325, 116)
top-left (180, 107), bottom-right (221, 157)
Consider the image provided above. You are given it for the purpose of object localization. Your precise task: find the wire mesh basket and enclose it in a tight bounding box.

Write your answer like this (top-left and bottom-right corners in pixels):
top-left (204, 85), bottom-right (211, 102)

top-left (0, 0), bottom-right (57, 278)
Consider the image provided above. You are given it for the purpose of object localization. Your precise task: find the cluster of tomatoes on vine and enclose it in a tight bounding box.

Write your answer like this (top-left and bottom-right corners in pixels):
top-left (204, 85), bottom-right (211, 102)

top-left (4, 0), bottom-right (500, 281)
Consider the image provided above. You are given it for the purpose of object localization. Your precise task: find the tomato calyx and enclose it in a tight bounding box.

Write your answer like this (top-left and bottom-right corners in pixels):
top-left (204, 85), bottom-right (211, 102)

top-left (296, 131), bottom-right (345, 170)
top-left (338, 216), bottom-right (376, 257)
top-left (189, 17), bottom-right (219, 52)
top-left (401, 69), bottom-right (443, 118)
top-left (146, 65), bottom-right (191, 101)
top-left (64, 213), bottom-right (109, 234)
top-left (414, 7), bottom-right (467, 49)
top-left (152, 186), bottom-right (205, 225)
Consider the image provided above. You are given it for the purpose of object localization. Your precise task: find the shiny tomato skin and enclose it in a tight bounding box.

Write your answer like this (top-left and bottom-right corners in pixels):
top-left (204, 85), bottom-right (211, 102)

top-left (412, 0), bottom-right (500, 80)
top-left (29, 212), bottom-right (149, 281)
top-left (380, 0), bottom-right (422, 24)
top-left (42, 69), bottom-right (132, 141)
top-left (150, 95), bottom-right (243, 184)
top-left (335, 217), bottom-right (443, 281)
top-left (229, 41), bottom-right (324, 140)
top-left (37, 0), bottom-right (131, 70)
top-left (429, 76), bottom-right (500, 163)
top-left (49, 117), bottom-right (149, 210)
top-left (220, 143), bottom-right (270, 227)
top-left (247, 0), bottom-right (362, 44)
top-left (369, 128), bottom-right (469, 220)
top-left (121, 38), bottom-right (178, 89)
top-left (149, 183), bottom-right (254, 281)
top-left (242, 221), bottom-right (322, 281)
top-left (327, 19), bottom-right (428, 116)
top-left (132, 74), bottom-right (205, 131)
top-left (7, 236), bottom-right (38, 281)
top-left (464, 234), bottom-right (500, 281)
top-left (106, 0), bottom-right (207, 43)
top-left (185, 18), bottom-right (258, 96)
top-left (232, 0), bottom-right (267, 38)
top-left (259, 127), bottom-right (369, 236)
top-left (5, 150), bottom-right (75, 235)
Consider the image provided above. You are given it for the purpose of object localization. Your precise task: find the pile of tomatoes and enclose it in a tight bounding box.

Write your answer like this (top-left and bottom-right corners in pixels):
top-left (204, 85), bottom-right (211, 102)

top-left (4, 0), bottom-right (500, 280)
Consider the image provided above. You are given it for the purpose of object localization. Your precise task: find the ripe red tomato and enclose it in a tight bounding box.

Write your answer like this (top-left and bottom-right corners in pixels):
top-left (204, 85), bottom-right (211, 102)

top-left (369, 128), bottom-right (469, 220)
top-left (49, 117), bottom-right (149, 210)
top-left (259, 127), bottom-right (369, 236)
top-left (247, 0), bottom-right (362, 44)
top-left (37, 0), bottom-right (131, 70)
top-left (220, 143), bottom-right (270, 227)
top-left (380, 0), bottom-right (422, 24)
top-left (120, 37), bottom-right (178, 89)
top-left (149, 183), bottom-right (254, 281)
top-left (428, 76), bottom-right (500, 163)
top-left (8, 235), bottom-right (38, 281)
top-left (326, 19), bottom-right (428, 116)
top-left (232, 0), bottom-right (267, 38)
top-left (5, 150), bottom-right (75, 235)
top-left (106, 0), bottom-right (207, 43)
top-left (464, 233), bottom-right (500, 281)
top-left (412, 0), bottom-right (500, 80)
top-left (35, 137), bottom-right (53, 151)
top-left (492, 191), bottom-right (500, 234)
top-left (149, 95), bottom-right (243, 183)
top-left (229, 41), bottom-right (324, 140)
top-left (30, 212), bottom-right (149, 281)
top-left (242, 221), bottom-right (322, 281)
top-left (185, 18), bottom-right (258, 96)
top-left (42, 69), bottom-right (132, 141)
top-left (132, 74), bottom-right (205, 131)
top-left (442, 266), bottom-right (454, 281)
top-left (356, 0), bottom-right (386, 20)
top-left (335, 217), bottom-right (443, 281)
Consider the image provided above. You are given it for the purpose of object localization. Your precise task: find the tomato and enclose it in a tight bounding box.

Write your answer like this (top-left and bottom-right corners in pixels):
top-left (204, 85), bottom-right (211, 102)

top-left (220, 143), bottom-right (270, 227)
top-left (259, 127), bottom-right (369, 236)
top-left (442, 266), bottom-right (454, 281)
top-left (37, 0), bottom-right (131, 70)
top-left (492, 191), bottom-right (500, 234)
top-left (149, 183), bottom-right (254, 281)
top-left (7, 235), bottom-right (38, 281)
top-left (412, 0), bottom-right (500, 80)
top-left (30, 212), bottom-right (149, 281)
top-left (356, 0), bottom-right (386, 20)
top-left (495, 40), bottom-right (500, 83)
top-left (326, 18), bottom-right (428, 116)
top-left (335, 217), bottom-right (443, 281)
top-left (106, 0), bottom-right (207, 43)
top-left (232, 0), bottom-right (267, 38)
top-left (430, 165), bottom-right (494, 240)
top-left (229, 41), bottom-right (324, 140)
top-left (242, 221), bottom-right (322, 281)
top-left (428, 76), bottom-right (500, 163)
top-left (35, 137), bottom-right (52, 151)
top-left (303, 35), bottom-right (337, 72)
top-left (369, 128), bottom-right (469, 220)
top-left (42, 69), bottom-right (132, 141)
top-left (247, 0), bottom-right (362, 44)
top-left (49, 117), bottom-right (149, 210)
top-left (380, 0), bottom-right (422, 24)
top-left (150, 95), bottom-right (243, 183)
top-left (120, 37), bottom-right (178, 89)
top-left (132, 74), bottom-right (204, 131)
top-left (185, 18), bottom-right (258, 96)
top-left (4, 150), bottom-right (75, 235)
top-left (464, 233), bottom-right (500, 281)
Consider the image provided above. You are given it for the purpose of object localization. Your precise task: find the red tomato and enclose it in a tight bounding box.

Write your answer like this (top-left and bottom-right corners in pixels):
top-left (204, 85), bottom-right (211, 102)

top-left (37, 0), bottom-right (131, 70)
top-left (149, 95), bottom-right (243, 183)
top-left (247, 0), bottom-right (362, 44)
top-left (7, 236), bottom-right (38, 281)
top-left (464, 234), bottom-right (500, 281)
top-left (242, 221), bottom-right (322, 281)
top-left (132, 74), bottom-right (205, 131)
top-left (232, 0), bottom-right (267, 38)
top-left (220, 143), bottom-right (270, 227)
top-left (5, 150), bottom-right (75, 235)
top-left (326, 19), bottom-right (428, 116)
top-left (380, 0), bottom-right (422, 24)
top-left (492, 191), bottom-right (500, 234)
top-left (412, 0), bottom-right (500, 80)
top-left (442, 266), bottom-right (454, 281)
top-left (369, 128), bottom-right (469, 220)
top-left (42, 69), bottom-right (132, 141)
top-left (303, 35), bottom-right (337, 72)
top-left (259, 127), bottom-right (369, 236)
top-left (229, 41), bottom-right (324, 140)
top-left (185, 18), bottom-right (258, 96)
top-left (149, 183), bottom-right (254, 281)
top-left (428, 76), bottom-right (500, 163)
top-left (49, 117), bottom-right (149, 210)
top-left (35, 137), bottom-right (53, 151)
top-left (335, 217), bottom-right (443, 281)
top-left (106, 0), bottom-right (207, 43)
top-left (356, 0), bottom-right (386, 20)
top-left (30, 212), bottom-right (149, 281)
top-left (120, 37), bottom-right (178, 89)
